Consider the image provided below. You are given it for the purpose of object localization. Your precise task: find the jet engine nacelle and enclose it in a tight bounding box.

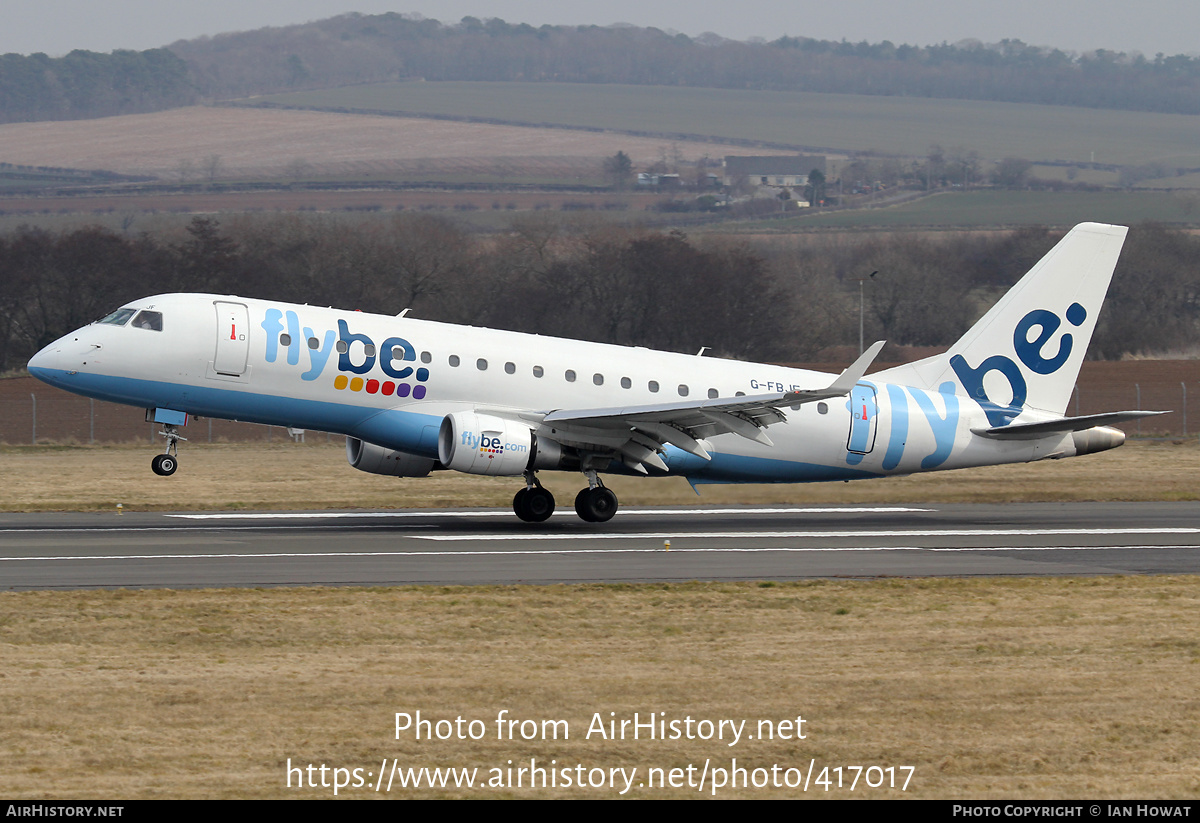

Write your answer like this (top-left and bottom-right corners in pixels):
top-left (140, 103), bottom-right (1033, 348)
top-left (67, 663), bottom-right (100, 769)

top-left (346, 437), bottom-right (436, 477)
top-left (438, 411), bottom-right (563, 476)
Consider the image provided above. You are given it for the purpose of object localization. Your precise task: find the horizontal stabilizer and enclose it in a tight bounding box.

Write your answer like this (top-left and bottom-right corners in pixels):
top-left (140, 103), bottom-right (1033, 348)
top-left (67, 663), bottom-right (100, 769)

top-left (972, 410), bottom-right (1168, 440)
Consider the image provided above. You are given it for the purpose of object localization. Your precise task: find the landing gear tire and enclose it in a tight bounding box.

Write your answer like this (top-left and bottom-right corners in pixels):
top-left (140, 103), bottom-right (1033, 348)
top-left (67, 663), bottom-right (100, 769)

top-left (152, 422), bottom-right (186, 477)
top-left (151, 453), bottom-right (178, 476)
top-left (514, 487), bottom-right (555, 522)
top-left (575, 486), bottom-right (618, 523)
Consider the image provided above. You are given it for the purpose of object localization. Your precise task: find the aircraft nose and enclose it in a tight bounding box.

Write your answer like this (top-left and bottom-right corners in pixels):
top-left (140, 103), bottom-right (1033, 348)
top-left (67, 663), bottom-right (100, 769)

top-left (27, 344), bottom-right (60, 377)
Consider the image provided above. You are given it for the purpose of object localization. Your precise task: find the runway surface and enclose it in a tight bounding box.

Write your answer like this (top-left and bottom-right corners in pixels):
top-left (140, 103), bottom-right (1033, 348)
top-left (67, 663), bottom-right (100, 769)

top-left (3, 502), bottom-right (1200, 589)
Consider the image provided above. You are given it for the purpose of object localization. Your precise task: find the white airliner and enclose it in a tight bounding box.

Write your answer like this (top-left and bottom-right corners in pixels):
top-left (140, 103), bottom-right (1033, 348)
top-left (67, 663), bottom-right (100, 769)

top-left (27, 222), bottom-right (1159, 522)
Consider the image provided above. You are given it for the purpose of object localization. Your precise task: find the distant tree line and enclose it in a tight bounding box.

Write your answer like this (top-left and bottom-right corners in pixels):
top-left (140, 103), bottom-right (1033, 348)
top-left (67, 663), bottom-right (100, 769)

top-left (1, 216), bottom-right (1197, 373)
top-left (0, 49), bottom-right (195, 123)
top-left (8, 16), bottom-right (1200, 124)
top-left (168, 15), bottom-right (1200, 115)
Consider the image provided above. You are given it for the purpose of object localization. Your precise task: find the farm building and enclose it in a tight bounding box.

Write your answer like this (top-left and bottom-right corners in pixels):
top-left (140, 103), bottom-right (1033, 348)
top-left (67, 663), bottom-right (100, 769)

top-left (723, 155), bottom-right (826, 188)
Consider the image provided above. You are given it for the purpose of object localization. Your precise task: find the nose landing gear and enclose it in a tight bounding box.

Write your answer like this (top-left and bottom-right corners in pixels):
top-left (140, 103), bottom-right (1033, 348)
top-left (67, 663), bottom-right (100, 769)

top-left (151, 424), bottom-right (186, 476)
top-left (151, 453), bottom-right (177, 476)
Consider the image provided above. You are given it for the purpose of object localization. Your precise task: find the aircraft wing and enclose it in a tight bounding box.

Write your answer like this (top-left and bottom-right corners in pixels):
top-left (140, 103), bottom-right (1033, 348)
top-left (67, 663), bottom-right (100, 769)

top-left (536, 342), bottom-right (885, 473)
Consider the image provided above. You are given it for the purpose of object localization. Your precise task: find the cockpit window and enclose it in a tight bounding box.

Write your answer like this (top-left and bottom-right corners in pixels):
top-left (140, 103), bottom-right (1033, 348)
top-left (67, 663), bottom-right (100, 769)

top-left (131, 310), bottom-right (163, 331)
top-left (97, 308), bottom-right (136, 326)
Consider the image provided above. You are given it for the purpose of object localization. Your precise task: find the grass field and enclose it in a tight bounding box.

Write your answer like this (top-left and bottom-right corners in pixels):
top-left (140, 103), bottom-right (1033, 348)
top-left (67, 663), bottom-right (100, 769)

top-left (256, 81), bottom-right (1200, 170)
top-left (3, 577), bottom-right (1199, 798)
top-left (0, 191), bottom-right (662, 234)
top-left (726, 190), bottom-right (1200, 231)
top-left (2, 188), bottom-right (1197, 239)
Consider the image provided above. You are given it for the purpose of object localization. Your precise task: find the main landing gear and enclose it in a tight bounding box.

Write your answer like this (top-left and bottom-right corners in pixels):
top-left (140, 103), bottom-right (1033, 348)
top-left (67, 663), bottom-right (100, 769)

top-left (513, 472), bottom-right (555, 523)
top-left (513, 469), bottom-right (618, 523)
top-left (151, 424), bottom-right (186, 476)
top-left (574, 474), bottom-right (617, 523)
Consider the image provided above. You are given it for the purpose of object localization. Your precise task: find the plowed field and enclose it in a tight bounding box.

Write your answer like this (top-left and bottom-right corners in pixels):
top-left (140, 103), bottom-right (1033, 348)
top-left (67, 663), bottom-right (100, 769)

top-left (0, 106), bottom-right (759, 180)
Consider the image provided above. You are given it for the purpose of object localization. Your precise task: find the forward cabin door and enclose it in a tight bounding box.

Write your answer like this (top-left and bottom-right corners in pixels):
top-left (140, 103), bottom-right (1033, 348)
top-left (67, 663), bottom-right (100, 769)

top-left (213, 301), bottom-right (250, 376)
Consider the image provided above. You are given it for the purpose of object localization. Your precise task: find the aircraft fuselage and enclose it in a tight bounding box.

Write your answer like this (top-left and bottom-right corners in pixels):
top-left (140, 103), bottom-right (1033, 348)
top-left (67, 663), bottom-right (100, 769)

top-left (28, 293), bottom-right (1087, 485)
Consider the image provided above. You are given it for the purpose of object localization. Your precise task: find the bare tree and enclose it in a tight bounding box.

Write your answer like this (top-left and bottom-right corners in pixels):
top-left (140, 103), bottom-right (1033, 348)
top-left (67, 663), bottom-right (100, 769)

top-left (201, 154), bottom-right (223, 184)
top-left (175, 158), bottom-right (195, 184)
top-left (991, 157), bottom-right (1033, 188)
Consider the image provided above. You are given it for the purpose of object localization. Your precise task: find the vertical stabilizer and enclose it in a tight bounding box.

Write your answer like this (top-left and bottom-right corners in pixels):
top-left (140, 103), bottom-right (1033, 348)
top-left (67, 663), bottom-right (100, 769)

top-left (873, 222), bottom-right (1128, 426)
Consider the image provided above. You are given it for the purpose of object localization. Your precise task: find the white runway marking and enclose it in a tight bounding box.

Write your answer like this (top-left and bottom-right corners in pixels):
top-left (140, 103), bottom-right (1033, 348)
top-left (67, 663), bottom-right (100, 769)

top-left (2, 544), bottom-right (1198, 563)
top-left (417, 527), bottom-right (1200, 541)
top-left (165, 507), bottom-right (933, 520)
top-left (0, 525), bottom-right (429, 534)
top-left (0, 508), bottom-right (933, 534)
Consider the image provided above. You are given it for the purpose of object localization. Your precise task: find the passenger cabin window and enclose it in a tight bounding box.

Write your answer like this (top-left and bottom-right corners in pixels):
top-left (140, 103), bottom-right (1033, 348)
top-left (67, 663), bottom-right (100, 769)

top-left (132, 310), bottom-right (162, 331)
top-left (420, 351), bottom-right (432, 364)
top-left (280, 333), bottom-right (292, 346)
top-left (620, 377), bottom-right (631, 389)
top-left (648, 380), bottom-right (659, 393)
top-left (505, 362), bottom-right (516, 374)
top-left (565, 370), bottom-right (576, 383)
top-left (533, 365), bottom-right (544, 378)
top-left (678, 384), bottom-right (689, 397)
top-left (308, 337), bottom-right (320, 349)
top-left (477, 358), bottom-right (488, 370)
top-left (593, 373), bottom-right (604, 386)
top-left (98, 308), bottom-right (136, 326)
top-left (708, 388), bottom-right (719, 399)
top-left (449, 355), bottom-right (460, 367)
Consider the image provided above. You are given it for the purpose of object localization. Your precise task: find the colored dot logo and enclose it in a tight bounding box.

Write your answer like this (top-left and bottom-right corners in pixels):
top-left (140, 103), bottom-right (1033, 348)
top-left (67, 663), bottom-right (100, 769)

top-left (334, 367), bottom-right (429, 398)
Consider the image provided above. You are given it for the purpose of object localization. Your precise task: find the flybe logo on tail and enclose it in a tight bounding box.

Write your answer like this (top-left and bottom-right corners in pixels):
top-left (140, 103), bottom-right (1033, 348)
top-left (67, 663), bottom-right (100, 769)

top-left (261, 309), bottom-right (430, 399)
top-left (950, 303), bottom-right (1087, 427)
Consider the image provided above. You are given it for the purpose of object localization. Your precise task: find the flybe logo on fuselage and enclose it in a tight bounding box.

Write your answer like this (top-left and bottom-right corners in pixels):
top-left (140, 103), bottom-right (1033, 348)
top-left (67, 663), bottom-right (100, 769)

top-left (260, 308), bottom-right (429, 399)
top-left (950, 303), bottom-right (1086, 427)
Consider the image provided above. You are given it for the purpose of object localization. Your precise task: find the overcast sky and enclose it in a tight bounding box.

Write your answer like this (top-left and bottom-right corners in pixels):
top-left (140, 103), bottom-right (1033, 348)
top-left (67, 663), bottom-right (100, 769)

top-left (4, 0), bottom-right (1198, 58)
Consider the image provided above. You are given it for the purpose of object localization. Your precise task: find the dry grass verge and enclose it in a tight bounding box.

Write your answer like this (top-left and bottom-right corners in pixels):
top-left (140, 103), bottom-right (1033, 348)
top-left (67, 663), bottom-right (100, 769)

top-left (0, 438), bottom-right (1197, 512)
top-left (2, 578), bottom-right (1199, 798)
